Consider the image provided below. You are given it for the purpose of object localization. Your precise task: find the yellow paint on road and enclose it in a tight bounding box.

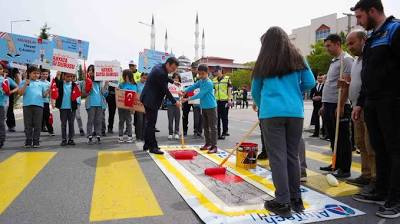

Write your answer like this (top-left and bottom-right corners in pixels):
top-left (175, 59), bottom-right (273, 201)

top-left (90, 151), bottom-right (163, 222)
top-left (0, 152), bottom-right (56, 214)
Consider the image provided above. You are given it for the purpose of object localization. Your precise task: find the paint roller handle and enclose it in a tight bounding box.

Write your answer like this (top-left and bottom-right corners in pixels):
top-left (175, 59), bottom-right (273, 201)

top-left (219, 120), bottom-right (260, 167)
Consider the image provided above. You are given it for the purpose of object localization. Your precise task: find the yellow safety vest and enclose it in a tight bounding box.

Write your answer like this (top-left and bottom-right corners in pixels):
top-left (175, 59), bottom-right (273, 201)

top-left (133, 71), bottom-right (142, 83)
top-left (213, 76), bottom-right (231, 101)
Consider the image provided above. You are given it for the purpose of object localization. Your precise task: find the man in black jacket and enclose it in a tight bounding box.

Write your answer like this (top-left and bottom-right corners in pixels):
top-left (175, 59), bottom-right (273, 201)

top-left (351, 0), bottom-right (400, 219)
top-left (309, 74), bottom-right (324, 137)
top-left (140, 57), bottom-right (181, 154)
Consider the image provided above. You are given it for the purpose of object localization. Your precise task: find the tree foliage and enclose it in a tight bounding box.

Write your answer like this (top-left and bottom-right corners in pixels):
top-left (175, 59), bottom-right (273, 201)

top-left (39, 23), bottom-right (51, 40)
top-left (227, 69), bottom-right (252, 89)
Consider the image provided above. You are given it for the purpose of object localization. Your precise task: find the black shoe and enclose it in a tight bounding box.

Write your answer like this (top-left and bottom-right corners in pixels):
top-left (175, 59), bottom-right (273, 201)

top-left (33, 143), bottom-right (40, 148)
top-left (68, 139), bottom-right (76, 145)
top-left (87, 136), bottom-right (93, 145)
top-left (49, 131), bottom-right (55, 136)
top-left (257, 151), bottom-right (268, 160)
top-left (320, 164), bottom-right (336, 172)
top-left (207, 146), bottom-right (218, 154)
top-left (218, 135), bottom-right (225, 140)
top-left (155, 128), bottom-right (160, 133)
top-left (102, 132), bottom-right (106, 137)
top-left (353, 192), bottom-right (386, 205)
top-left (222, 132), bottom-right (230, 136)
top-left (8, 127), bottom-right (16, 132)
top-left (346, 176), bottom-right (370, 187)
top-left (264, 199), bottom-right (291, 218)
top-left (24, 140), bottom-right (32, 148)
top-left (0, 142), bottom-right (4, 149)
top-left (149, 148), bottom-right (164, 155)
top-left (332, 169), bottom-right (351, 178)
top-left (80, 129), bottom-right (85, 136)
top-left (183, 132), bottom-right (187, 136)
top-left (60, 140), bottom-right (68, 146)
top-left (376, 201), bottom-right (400, 219)
top-left (96, 136), bottom-right (101, 144)
top-left (291, 198), bottom-right (305, 213)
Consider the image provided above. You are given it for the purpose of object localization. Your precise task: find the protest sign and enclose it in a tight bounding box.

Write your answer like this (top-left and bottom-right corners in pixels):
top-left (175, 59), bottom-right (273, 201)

top-left (138, 49), bottom-right (173, 73)
top-left (10, 62), bottom-right (27, 71)
top-left (168, 83), bottom-right (181, 98)
top-left (115, 88), bottom-right (145, 113)
top-left (52, 49), bottom-right (78, 74)
top-left (0, 32), bottom-right (53, 67)
top-left (52, 35), bottom-right (89, 60)
top-left (94, 60), bottom-right (121, 81)
top-left (180, 72), bottom-right (194, 88)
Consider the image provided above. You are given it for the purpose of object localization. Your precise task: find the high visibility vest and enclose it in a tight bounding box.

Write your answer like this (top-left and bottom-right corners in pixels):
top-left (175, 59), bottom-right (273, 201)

top-left (133, 71), bottom-right (142, 83)
top-left (213, 76), bottom-right (230, 101)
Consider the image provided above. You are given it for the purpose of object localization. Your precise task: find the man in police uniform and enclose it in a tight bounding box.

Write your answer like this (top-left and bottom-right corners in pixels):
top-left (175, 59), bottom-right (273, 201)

top-left (213, 66), bottom-right (232, 140)
top-left (129, 60), bottom-right (142, 83)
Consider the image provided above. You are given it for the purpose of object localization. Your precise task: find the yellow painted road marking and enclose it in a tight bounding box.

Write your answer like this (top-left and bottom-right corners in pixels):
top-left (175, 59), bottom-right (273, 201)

top-left (258, 155), bottom-right (360, 197)
top-left (90, 151), bottom-right (163, 222)
top-left (306, 150), bottom-right (361, 173)
top-left (0, 152), bottom-right (56, 214)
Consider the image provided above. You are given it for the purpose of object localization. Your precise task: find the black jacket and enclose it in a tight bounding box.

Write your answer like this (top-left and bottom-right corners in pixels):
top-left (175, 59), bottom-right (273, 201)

top-left (140, 64), bottom-right (176, 110)
top-left (310, 83), bottom-right (324, 105)
top-left (54, 78), bottom-right (78, 110)
top-left (357, 16), bottom-right (400, 107)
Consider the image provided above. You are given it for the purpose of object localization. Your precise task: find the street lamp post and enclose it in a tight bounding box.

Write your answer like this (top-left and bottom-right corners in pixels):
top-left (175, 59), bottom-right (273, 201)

top-left (343, 13), bottom-right (355, 34)
top-left (10, 19), bottom-right (31, 33)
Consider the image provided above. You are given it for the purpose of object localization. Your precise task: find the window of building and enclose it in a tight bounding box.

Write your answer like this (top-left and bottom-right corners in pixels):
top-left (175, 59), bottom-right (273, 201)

top-left (315, 25), bottom-right (331, 41)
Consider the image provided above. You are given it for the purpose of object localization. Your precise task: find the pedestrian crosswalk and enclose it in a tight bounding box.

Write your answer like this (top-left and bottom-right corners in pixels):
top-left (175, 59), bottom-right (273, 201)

top-left (0, 146), bottom-right (361, 222)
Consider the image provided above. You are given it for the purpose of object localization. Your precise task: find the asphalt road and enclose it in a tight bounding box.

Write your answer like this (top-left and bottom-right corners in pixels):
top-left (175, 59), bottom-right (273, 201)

top-left (0, 101), bottom-right (396, 224)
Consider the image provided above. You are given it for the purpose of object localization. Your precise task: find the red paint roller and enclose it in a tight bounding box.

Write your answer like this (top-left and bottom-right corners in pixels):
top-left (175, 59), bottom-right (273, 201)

top-left (169, 150), bottom-right (197, 160)
top-left (204, 121), bottom-right (260, 176)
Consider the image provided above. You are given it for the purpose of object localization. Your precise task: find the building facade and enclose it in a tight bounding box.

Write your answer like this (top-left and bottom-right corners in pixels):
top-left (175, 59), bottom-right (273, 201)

top-left (289, 13), bottom-right (361, 56)
top-left (194, 56), bottom-right (250, 74)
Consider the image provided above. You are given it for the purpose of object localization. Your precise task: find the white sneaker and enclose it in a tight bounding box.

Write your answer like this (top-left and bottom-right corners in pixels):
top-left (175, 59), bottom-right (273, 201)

top-left (118, 137), bottom-right (124, 143)
top-left (168, 135), bottom-right (173, 140)
top-left (174, 134), bottom-right (180, 140)
top-left (126, 137), bottom-right (134, 143)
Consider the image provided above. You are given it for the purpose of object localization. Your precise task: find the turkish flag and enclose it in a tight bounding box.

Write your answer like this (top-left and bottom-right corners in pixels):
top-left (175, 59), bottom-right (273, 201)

top-left (2, 79), bottom-right (10, 96)
top-left (50, 79), bottom-right (59, 100)
top-left (124, 91), bottom-right (136, 107)
top-left (37, 38), bottom-right (43, 44)
top-left (187, 90), bottom-right (194, 97)
top-left (85, 76), bottom-right (93, 94)
top-left (71, 84), bottom-right (81, 101)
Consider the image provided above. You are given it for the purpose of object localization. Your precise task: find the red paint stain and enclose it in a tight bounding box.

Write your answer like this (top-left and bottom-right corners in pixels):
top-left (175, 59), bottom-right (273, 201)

top-left (209, 173), bottom-right (244, 183)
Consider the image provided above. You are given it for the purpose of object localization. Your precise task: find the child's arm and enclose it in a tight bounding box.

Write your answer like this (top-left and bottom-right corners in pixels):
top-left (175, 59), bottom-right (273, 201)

top-left (18, 80), bottom-right (29, 96)
top-left (189, 82), bottom-right (211, 101)
top-left (183, 81), bottom-right (200, 93)
top-left (251, 78), bottom-right (262, 107)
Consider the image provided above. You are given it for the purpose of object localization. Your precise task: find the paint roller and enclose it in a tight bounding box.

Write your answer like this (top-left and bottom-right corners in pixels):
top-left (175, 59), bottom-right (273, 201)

top-left (204, 120), bottom-right (260, 176)
top-left (326, 56), bottom-right (344, 187)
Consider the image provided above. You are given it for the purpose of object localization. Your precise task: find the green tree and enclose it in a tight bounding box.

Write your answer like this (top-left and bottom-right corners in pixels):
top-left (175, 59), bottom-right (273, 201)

top-left (228, 69), bottom-right (252, 89)
top-left (39, 23), bottom-right (51, 40)
top-left (306, 40), bottom-right (332, 75)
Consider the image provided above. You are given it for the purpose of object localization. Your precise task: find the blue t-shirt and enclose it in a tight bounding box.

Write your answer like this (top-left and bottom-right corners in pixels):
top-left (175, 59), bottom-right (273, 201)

top-left (88, 81), bottom-right (102, 107)
top-left (19, 79), bottom-right (47, 107)
top-left (185, 78), bottom-right (217, 109)
top-left (119, 82), bottom-right (138, 92)
top-left (137, 82), bottom-right (145, 94)
top-left (40, 80), bottom-right (51, 104)
top-left (61, 82), bottom-right (72, 109)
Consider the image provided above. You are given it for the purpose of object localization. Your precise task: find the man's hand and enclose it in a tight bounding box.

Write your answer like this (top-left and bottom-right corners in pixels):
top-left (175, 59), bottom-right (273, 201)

top-left (337, 78), bottom-right (350, 89)
top-left (252, 104), bottom-right (258, 112)
top-left (352, 106), bottom-right (362, 121)
top-left (318, 106), bottom-right (324, 116)
top-left (312, 96), bottom-right (322, 101)
top-left (175, 101), bottom-right (182, 108)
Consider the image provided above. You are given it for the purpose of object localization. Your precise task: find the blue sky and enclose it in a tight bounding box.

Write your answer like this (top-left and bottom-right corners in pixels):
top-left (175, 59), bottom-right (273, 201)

top-left (0, 0), bottom-right (399, 67)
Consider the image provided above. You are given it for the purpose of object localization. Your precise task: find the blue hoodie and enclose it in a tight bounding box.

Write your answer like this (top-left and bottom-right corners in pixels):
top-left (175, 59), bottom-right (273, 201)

top-left (185, 78), bottom-right (217, 109)
top-left (251, 67), bottom-right (315, 119)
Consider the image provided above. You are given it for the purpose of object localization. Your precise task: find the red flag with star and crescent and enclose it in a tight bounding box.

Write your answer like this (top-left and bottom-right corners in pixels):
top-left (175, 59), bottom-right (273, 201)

top-left (124, 91), bottom-right (136, 107)
top-left (71, 84), bottom-right (81, 101)
top-left (50, 78), bottom-right (59, 100)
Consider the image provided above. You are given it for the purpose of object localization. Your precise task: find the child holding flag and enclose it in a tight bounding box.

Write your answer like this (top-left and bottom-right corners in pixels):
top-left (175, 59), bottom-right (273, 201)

top-left (181, 64), bottom-right (218, 154)
top-left (167, 73), bottom-right (181, 140)
top-left (18, 66), bottom-right (49, 148)
top-left (40, 68), bottom-right (54, 136)
top-left (54, 72), bottom-right (81, 146)
top-left (117, 69), bottom-right (137, 143)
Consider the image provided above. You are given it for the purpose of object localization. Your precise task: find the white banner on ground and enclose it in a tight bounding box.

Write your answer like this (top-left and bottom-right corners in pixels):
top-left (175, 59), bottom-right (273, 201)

top-left (150, 145), bottom-right (365, 224)
top-left (51, 49), bottom-right (78, 74)
top-left (94, 60), bottom-right (121, 81)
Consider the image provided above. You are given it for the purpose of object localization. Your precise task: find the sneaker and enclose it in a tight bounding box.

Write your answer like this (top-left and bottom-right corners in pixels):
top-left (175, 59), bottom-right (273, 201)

top-left (118, 136), bottom-right (124, 143)
top-left (33, 143), bottom-right (40, 148)
top-left (291, 198), bottom-right (305, 213)
top-left (68, 139), bottom-right (75, 145)
top-left (87, 136), bottom-right (93, 145)
top-left (264, 199), bottom-right (291, 218)
top-left (200, 144), bottom-right (210, 151)
top-left (332, 169), bottom-right (351, 178)
top-left (257, 151), bottom-right (268, 160)
top-left (96, 136), bottom-right (101, 144)
top-left (60, 140), bottom-right (68, 146)
top-left (376, 201), bottom-right (400, 219)
top-left (126, 136), bottom-right (134, 143)
top-left (346, 175), bottom-right (370, 187)
top-left (49, 132), bottom-right (55, 136)
top-left (207, 146), bottom-right (218, 154)
top-left (80, 129), bottom-right (85, 136)
top-left (218, 135), bottom-right (225, 140)
top-left (24, 140), bottom-right (32, 148)
top-left (222, 132), bottom-right (230, 136)
top-left (353, 193), bottom-right (386, 205)
top-left (8, 127), bottom-right (16, 132)
top-left (174, 134), bottom-right (180, 140)
top-left (168, 135), bottom-right (173, 140)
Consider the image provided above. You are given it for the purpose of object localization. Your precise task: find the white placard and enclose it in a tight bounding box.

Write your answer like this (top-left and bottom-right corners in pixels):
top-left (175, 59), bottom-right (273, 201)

top-left (94, 60), bottom-right (121, 81)
top-left (180, 72), bottom-right (194, 88)
top-left (10, 62), bottom-right (27, 71)
top-left (189, 89), bottom-right (200, 105)
top-left (168, 83), bottom-right (181, 98)
top-left (51, 49), bottom-right (79, 74)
